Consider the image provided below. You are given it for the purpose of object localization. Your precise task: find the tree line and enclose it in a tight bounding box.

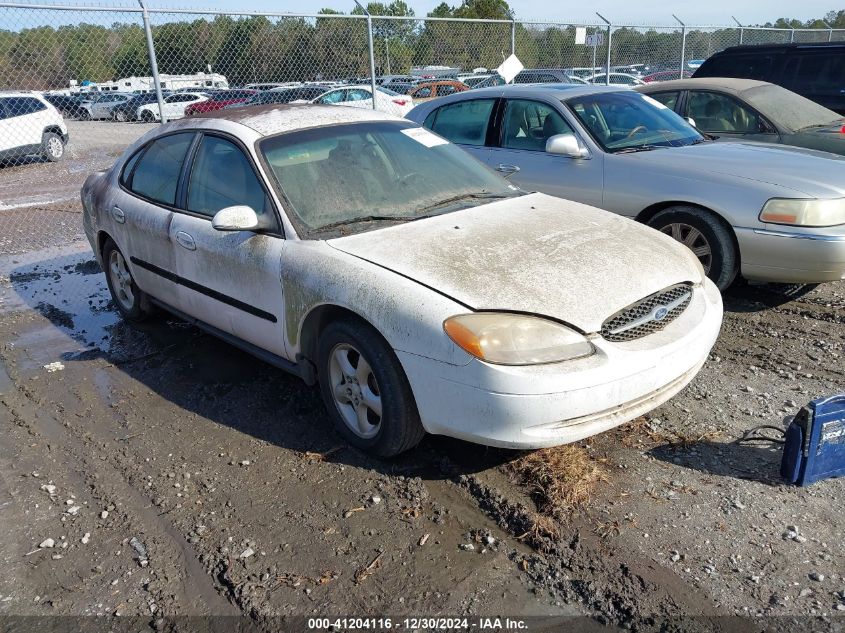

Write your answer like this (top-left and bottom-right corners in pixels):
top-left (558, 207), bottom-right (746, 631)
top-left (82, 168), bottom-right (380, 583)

top-left (0, 1), bottom-right (841, 90)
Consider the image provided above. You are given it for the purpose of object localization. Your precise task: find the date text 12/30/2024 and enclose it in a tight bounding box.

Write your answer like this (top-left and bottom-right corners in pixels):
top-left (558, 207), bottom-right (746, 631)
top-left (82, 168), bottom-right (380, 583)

top-left (307, 617), bottom-right (529, 630)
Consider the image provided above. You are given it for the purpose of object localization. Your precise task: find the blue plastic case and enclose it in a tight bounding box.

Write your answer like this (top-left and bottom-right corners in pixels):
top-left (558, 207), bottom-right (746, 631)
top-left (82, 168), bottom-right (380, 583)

top-left (781, 394), bottom-right (845, 486)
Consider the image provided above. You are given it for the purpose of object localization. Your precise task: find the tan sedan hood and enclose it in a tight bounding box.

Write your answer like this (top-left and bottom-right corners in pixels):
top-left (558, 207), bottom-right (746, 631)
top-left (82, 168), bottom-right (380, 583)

top-left (328, 193), bottom-right (702, 333)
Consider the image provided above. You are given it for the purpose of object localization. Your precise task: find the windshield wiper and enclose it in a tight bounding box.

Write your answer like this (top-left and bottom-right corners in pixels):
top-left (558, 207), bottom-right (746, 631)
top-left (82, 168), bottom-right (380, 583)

top-left (614, 144), bottom-right (664, 154)
top-left (310, 215), bottom-right (417, 233)
top-left (416, 191), bottom-right (515, 213)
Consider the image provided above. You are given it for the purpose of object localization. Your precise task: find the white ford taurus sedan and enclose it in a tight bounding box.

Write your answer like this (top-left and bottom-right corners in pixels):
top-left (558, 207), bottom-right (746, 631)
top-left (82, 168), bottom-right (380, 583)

top-left (81, 105), bottom-right (723, 456)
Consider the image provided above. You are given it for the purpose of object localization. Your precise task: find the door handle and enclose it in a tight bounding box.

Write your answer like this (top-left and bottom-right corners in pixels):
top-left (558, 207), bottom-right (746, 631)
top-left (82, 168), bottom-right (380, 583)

top-left (496, 163), bottom-right (521, 175)
top-left (111, 206), bottom-right (125, 224)
top-left (175, 231), bottom-right (196, 251)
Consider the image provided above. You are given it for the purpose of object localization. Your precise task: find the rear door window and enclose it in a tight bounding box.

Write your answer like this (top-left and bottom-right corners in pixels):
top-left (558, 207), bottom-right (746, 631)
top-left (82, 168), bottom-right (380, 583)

top-left (127, 133), bottom-right (195, 206)
top-left (700, 54), bottom-right (772, 80)
top-left (790, 53), bottom-right (845, 99)
top-left (424, 99), bottom-right (496, 146)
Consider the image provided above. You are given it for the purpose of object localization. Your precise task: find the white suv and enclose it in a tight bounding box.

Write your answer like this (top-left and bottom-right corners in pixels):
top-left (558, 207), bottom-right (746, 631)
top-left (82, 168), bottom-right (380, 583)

top-left (0, 92), bottom-right (68, 163)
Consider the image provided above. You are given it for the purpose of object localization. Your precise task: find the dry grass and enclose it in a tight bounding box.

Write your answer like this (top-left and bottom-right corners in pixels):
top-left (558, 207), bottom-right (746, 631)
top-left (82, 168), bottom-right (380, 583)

top-left (505, 445), bottom-right (609, 522)
top-left (621, 417), bottom-right (722, 448)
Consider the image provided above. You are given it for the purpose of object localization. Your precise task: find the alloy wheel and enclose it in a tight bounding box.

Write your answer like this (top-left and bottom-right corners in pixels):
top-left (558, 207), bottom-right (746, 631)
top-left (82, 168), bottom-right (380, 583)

top-left (108, 249), bottom-right (135, 312)
top-left (328, 343), bottom-right (382, 439)
top-left (47, 136), bottom-right (63, 159)
top-left (660, 222), bottom-right (712, 273)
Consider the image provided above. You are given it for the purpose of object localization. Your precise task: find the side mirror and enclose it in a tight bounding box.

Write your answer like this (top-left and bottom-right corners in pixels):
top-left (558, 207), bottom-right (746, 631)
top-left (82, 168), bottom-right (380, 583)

top-left (686, 117), bottom-right (697, 128)
top-left (211, 205), bottom-right (260, 232)
top-left (546, 133), bottom-right (588, 158)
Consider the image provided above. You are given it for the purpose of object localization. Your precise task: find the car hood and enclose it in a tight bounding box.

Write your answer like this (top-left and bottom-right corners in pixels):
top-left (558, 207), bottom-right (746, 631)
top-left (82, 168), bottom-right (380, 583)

top-left (633, 141), bottom-right (845, 197)
top-left (327, 193), bottom-right (702, 334)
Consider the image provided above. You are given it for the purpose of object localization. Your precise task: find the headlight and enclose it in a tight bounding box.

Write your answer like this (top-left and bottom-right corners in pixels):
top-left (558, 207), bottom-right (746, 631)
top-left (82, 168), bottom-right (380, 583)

top-left (760, 198), bottom-right (845, 227)
top-left (443, 313), bottom-right (594, 365)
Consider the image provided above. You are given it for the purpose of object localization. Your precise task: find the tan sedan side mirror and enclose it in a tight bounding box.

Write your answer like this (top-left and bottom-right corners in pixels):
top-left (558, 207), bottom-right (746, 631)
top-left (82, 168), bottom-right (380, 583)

top-left (546, 133), bottom-right (588, 158)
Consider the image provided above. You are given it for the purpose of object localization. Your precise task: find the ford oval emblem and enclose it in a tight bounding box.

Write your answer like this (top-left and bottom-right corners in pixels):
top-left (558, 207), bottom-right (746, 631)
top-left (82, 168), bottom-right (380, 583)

top-left (653, 306), bottom-right (669, 321)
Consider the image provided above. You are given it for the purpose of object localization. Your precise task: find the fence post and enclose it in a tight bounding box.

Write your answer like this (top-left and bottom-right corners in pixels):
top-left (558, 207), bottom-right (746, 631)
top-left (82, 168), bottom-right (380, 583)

top-left (137, 0), bottom-right (166, 124)
top-left (823, 21), bottom-right (833, 42)
top-left (354, 0), bottom-right (377, 109)
top-left (673, 15), bottom-right (686, 79)
top-left (790, 29), bottom-right (795, 43)
top-left (732, 16), bottom-right (743, 44)
top-left (511, 19), bottom-right (516, 55)
top-left (596, 13), bottom-right (611, 85)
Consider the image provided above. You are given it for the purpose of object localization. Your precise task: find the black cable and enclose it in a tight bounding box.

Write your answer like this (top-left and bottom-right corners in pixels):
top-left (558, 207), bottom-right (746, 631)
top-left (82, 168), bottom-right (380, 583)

top-left (737, 425), bottom-right (786, 445)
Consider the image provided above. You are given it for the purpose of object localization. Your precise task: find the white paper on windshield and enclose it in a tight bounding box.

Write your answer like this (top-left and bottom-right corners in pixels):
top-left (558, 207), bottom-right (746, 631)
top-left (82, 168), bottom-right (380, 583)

top-left (497, 54), bottom-right (524, 84)
top-left (401, 127), bottom-right (448, 148)
top-left (641, 94), bottom-right (668, 109)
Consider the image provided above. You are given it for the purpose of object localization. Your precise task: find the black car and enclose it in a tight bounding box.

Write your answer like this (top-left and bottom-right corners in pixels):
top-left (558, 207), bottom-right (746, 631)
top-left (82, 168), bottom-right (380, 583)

top-left (223, 85), bottom-right (334, 109)
top-left (43, 94), bottom-right (84, 118)
top-left (111, 92), bottom-right (166, 122)
top-left (694, 43), bottom-right (845, 115)
top-left (472, 69), bottom-right (575, 89)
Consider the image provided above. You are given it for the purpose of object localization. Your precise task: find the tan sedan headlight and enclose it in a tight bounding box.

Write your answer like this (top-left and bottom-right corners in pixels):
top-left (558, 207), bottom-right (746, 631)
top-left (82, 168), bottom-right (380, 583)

top-left (760, 198), bottom-right (845, 227)
top-left (444, 313), bottom-right (594, 365)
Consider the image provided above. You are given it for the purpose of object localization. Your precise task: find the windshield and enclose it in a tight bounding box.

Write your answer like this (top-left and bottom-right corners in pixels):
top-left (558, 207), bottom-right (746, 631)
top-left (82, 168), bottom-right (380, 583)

top-left (566, 91), bottom-right (703, 152)
top-left (259, 121), bottom-right (520, 237)
top-left (743, 84), bottom-right (841, 131)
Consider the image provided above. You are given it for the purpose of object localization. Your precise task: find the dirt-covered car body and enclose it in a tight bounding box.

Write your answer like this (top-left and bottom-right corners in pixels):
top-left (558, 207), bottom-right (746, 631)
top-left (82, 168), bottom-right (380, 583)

top-left (81, 105), bottom-right (722, 454)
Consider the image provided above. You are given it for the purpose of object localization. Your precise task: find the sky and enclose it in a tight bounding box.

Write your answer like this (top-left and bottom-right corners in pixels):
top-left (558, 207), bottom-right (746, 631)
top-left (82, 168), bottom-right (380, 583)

top-left (148, 0), bottom-right (837, 26)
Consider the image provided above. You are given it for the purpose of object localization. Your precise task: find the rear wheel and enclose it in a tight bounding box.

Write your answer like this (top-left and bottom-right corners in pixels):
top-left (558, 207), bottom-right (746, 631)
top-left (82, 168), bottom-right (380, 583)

top-left (647, 206), bottom-right (738, 291)
top-left (114, 109), bottom-right (127, 122)
top-left (140, 109), bottom-right (155, 123)
top-left (102, 238), bottom-right (150, 322)
top-left (317, 319), bottom-right (425, 457)
top-left (79, 108), bottom-right (90, 121)
top-left (40, 132), bottom-right (64, 162)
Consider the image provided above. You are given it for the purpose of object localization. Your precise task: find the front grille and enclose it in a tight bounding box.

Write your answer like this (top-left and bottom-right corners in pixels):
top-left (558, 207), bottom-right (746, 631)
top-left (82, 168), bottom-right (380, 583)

top-left (601, 283), bottom-right (693, 343)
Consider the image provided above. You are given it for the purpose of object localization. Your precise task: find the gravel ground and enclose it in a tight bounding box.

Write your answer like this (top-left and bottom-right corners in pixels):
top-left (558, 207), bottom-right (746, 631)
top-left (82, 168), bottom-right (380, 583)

top-left (0, 122), bottom-right (844, 630)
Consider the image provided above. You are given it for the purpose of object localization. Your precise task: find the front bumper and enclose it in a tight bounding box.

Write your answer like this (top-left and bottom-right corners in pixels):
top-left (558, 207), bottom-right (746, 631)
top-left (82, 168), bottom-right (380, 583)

top-left (397, 279), bottom-right (723, 449)
top-left (737, 226), bottom-right (845, 283)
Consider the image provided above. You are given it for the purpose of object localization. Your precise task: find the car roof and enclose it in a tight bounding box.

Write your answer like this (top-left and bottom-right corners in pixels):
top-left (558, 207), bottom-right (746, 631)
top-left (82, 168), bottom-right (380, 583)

top-left (0, 91), bottom-right (46, 98)
top-left (713, 42), bottom-right (845, 54)
top-left (636, 77), bottom-right (772, 95)
top-left (462, 83), bottom-right (626, 99)
top-left (177, 103), bottom-right (403, 137)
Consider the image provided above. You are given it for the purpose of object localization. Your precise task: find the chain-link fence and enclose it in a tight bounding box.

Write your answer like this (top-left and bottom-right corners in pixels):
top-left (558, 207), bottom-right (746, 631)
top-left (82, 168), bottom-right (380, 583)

top-left (1, 1), bottom-right (845, 259)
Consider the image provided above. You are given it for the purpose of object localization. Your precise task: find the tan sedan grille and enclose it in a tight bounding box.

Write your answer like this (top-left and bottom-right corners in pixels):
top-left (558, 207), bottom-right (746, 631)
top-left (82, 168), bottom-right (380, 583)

top-left (601, 283), bottom-right (693, 343)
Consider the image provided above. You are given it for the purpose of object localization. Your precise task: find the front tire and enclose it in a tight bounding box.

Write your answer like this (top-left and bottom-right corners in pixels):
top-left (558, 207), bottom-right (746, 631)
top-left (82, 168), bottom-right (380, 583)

top-left (647, 206), bottom-right (738, 291)
top-left (114, 109), bottom-right (127, 122)
top-left (40, 132), bottom-right (65, 162)
top-left (102, 238), bottom-right (150, 322)
top-left (317, 319), bottom-right (425, 457)
top-left (140, 110), bottom-right (155, 123)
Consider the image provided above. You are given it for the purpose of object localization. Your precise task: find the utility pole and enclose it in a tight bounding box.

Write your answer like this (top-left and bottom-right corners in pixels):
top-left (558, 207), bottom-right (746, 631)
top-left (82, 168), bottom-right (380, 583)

top-left (138, 0), bottom-right (167, 123)
top-left (673, 14), bottom-right (686, 79)
top-left (353, 0), bottom-right (378, 109)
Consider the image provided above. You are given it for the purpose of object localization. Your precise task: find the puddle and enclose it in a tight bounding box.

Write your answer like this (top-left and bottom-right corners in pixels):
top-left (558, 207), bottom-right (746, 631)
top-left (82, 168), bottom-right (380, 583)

top-left (2, 246), bottom-right (121, 356)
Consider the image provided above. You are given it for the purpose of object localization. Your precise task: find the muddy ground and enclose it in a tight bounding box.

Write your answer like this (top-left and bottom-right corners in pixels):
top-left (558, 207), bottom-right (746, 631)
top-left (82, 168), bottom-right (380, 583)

top-left (1, 121), bottom-right (844, 632)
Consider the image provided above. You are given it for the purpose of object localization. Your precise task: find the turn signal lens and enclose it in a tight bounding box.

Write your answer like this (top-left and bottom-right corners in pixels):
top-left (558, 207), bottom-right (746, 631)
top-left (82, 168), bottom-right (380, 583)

top-left (444, 313), bottom-right (594, 365)
top-left (760, 198), bottom-right (845, 227)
